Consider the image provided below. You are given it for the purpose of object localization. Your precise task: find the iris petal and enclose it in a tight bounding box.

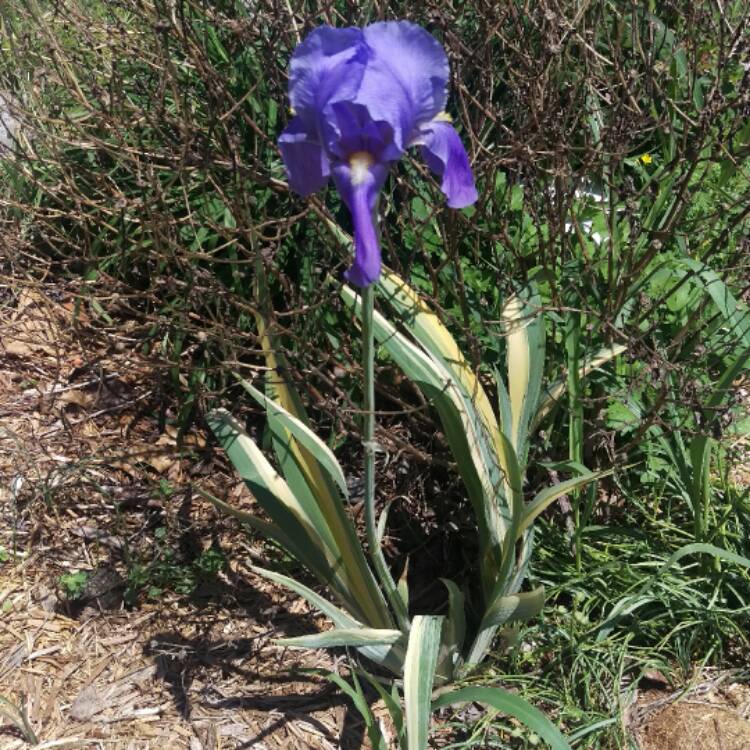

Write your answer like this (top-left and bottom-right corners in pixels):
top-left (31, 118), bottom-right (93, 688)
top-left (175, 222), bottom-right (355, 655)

top-left (325, 101), bottom-right (401, 162)
top-left (332, 161), bottom-right (390, 287)
top-left (278, 117), bottom-right (330, 196)
top-left (357, 21), bottom-right (449, 150)
top-left (288, 26), bottom-right (367, 131)
top-left (419, 120), bottom-right (478, 208)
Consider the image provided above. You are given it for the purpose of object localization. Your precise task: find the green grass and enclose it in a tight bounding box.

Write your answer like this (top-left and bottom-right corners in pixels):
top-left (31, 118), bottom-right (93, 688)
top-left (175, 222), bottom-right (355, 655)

top-left (433, 490), bottom-right (750, 748)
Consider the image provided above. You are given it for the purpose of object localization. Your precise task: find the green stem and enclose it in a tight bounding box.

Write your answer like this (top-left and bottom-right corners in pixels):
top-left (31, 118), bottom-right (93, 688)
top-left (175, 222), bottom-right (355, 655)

top-left (566, 310), bottom-right (583, 573)
top-left (361, 285), bottom-right (410, 630)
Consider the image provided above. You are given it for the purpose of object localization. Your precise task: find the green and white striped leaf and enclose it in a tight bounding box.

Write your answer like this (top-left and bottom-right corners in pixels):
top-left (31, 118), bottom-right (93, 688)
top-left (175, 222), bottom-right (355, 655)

top-left (377, 271), bottom-right (518, 566)
top-left (436, 578), bottom-right (466, 681)
top-left (252, 286), bottom-right (392, 630)
top-left (433, 687), bottom-right (572, 750)
top-left (480, 586), bottom-right (545, 629)
top-left (311, 670), bottom-right (389, 750)
top-left (208, 404), bottom-right (391, 630)
top-left (251, 564), bottom-right (363, 630)
top-left (463, 432), bottom-right (525, 670)
top-left (490, 429), bottom-right (525, 595)
top-left (342, 285), bottom-right (506, 594)
top-left (206, 410), bottom-right (340, 587)
top-left (377, 269), bottom-right (500, 442)
top-left (404, 615), bottom-right (444, 750)
top-left (251, 565), bottom-right (405, 673)
top-left (277, 628), bottom-right (404, 649)
top-left (237, 377), bottom-right (349, 498)
top-left (501, 291), bottom-right (545, 459)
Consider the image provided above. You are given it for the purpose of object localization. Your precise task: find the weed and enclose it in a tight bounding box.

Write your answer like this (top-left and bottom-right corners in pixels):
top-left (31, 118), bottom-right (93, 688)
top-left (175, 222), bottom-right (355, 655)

top-left (58, 570), bottom-right (89, 600)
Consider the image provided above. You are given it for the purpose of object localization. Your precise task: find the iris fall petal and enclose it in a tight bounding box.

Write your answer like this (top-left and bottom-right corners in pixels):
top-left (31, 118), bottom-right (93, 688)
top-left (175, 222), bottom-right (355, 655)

top-left (278, 117), bottom-right (330, 196)
top-left (332, 161), bottom-right (389, 287)
top-left (419, 120), bottom-right (478, 208)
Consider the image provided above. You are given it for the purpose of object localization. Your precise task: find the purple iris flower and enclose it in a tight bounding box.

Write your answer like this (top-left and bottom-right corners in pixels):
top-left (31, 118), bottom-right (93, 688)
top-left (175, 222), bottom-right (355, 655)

top-left (278, 21), bottom-right (478, 287)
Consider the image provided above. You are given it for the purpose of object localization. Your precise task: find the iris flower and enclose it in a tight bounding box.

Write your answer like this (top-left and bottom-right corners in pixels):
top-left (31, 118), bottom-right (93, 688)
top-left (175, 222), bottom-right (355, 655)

top-left (278, 21), bottom-right (478, 287)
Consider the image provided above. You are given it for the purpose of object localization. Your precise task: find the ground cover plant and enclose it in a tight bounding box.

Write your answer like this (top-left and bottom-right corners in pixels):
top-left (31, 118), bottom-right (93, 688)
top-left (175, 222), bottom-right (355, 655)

top-left (1, 0), bottom-right (750, 747)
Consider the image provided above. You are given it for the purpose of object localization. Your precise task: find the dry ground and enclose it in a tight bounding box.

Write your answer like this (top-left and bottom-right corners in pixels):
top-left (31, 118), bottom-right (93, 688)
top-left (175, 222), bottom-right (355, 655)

top-left (1, 249), bottom-right (750, 749)
top-left (628, 674), bottom-right (750, 750)
top-left (0, 262), bottom-right (358, 749)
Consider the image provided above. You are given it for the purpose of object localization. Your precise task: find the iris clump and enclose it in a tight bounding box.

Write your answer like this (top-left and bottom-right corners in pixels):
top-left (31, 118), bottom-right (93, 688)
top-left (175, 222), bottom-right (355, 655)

top-left (279, 21), bottom-right (478, 287)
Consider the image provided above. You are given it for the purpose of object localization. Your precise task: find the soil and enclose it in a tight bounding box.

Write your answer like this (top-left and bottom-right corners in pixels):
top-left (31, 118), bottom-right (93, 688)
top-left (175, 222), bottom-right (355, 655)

top-left (1, 248), bottom-right (749, 749)
top-left (627, 676), bottom-right (750, 750)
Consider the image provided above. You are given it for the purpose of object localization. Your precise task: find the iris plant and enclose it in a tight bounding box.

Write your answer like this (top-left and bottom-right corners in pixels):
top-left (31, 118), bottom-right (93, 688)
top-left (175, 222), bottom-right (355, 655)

top-left (207, 21), bottom-right (616, 749)
top-left (279, 21), bottom-right (477, 286)
top-left (278, 22), bottom-right (478, 632)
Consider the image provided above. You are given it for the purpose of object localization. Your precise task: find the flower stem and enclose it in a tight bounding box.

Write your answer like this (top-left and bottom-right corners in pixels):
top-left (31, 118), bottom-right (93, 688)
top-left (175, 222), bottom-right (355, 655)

top-left (361, 284), bottom-right (409, 630)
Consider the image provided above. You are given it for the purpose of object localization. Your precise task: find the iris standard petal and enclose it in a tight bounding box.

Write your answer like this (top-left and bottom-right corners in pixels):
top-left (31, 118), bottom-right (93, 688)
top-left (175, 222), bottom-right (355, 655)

top-left (356, 21), bottom-right (449, 149)
top-left (288, 26), bottom-right (367, 129)
top-left (332, 160), bottom-right (390, 287)
top-left (419, 120), bottom-right (478, 208)
top-left (325, 101), bottom-right (401, 162)
top-left (278, 117), bottom-right (331, 196)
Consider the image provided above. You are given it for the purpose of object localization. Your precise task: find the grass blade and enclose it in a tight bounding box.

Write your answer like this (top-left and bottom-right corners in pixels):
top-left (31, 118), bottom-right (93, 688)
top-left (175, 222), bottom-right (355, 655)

top-left (596, 542), bottom-right (750, 641)
top-left (433, 687), bottom-right (571, 750)
top-left (533, 344), bottom-right (626, 431)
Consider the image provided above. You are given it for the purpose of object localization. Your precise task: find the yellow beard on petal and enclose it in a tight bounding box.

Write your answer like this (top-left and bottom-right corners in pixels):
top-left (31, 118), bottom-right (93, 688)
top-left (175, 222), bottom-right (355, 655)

top-left (349, 151), bottom-right (375, 185)
top-left (434, 111), bottom-right (453, 123)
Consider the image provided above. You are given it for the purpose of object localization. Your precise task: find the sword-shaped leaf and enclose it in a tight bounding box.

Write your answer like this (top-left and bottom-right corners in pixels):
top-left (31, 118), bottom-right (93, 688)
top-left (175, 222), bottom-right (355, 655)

top-left (404, 616), bottom-right (443, 750)
top-left (207, 409), bottom-right (388, 627)
top-left (237, 377), bottom-right (348, 498)
top-left (436, 578), bottom-right (466, 681)
top-left (342, 285), bottom-right (506, 595)
top-left (480, 586), bottom-right (545, 629)
top-left (377, 269), bottom-right (500, 442)
top-left (463, 430), bottom-right (525, 670)
top-left (253, 274), bottom-right (392, 630)
top-left (277, 628), bottom-right (404, 649)
top-left (207, 410), bottom-right (336, 580)
top-left (519, 469), bottom-right (613, 537)
top-left (501, 291), bottom-right (545, 461)
top-left (252, 565), bottom-right (405, 673)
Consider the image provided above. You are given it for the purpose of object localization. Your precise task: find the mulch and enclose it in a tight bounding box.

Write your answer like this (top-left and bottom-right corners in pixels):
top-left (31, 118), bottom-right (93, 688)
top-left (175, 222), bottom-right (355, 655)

top-left (0, 257), bottom-right (359, 749)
